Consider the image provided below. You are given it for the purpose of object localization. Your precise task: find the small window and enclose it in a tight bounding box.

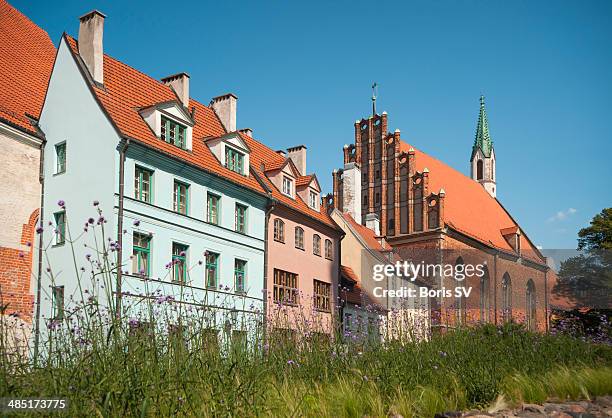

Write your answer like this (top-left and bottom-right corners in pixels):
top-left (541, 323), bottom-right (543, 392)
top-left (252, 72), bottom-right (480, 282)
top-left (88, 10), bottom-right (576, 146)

top-left (55, 143), bottom-right (66, 174)
top-left (273, 268), bottom-right (298, 305)
top-left (313, 234), bottom-right (321, 256)
top-left (274, 219), bottom-right (285, 243)
top-left (294, 227), bottom-right (304, 250)
top-left (235, 204), bottom-right (247, 233)
top-left (205, 252), bottom-right (219, 289)
top-left (207, 193), bottom-right (220, 225)
top-left (135, 166), bottom-right (153, 203)
top-left (362, 195), bottom-right (368, 207)
top-left (132, 233), bottom-right (151, 276)
top-left (313, 279), bottom-right (331, 312)
top-left (54, 211), bottom-right (66, 245)
top-left (282, 176), bottom-right (293, 197)
top-left (309, 191), bottom-right (318, 209)
top-left (172, 243), bottom-right (188, 283)
top-left (234, 259), bottom-right (247, 293)
top-left (477, 160), bottom-right (484, 180)
top-left (173, 181), bottom-right (189, 215)
top-left (324, 239), bottom-right (333, 260)
top-left (161, 116), bottom-right (187, 149)
top-left (51, 285), bottom-right (64, 320)
top-left (225, 146), bottom-right (245, 174)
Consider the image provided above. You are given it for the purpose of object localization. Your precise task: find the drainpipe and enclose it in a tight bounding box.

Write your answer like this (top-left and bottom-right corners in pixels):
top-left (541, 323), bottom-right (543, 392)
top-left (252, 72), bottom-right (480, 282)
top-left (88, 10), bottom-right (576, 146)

top-left (262, 197), bottom-right (276, 338)
top-left (33, 139), bottom-right (46, 362)
top-left (115, 138), bottom-right (130, 317)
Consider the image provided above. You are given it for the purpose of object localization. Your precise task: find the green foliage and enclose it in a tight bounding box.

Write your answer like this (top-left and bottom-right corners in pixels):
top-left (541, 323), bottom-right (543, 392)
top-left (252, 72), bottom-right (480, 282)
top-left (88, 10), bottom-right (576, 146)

top-left (578, 208), bottom-right (612, 251)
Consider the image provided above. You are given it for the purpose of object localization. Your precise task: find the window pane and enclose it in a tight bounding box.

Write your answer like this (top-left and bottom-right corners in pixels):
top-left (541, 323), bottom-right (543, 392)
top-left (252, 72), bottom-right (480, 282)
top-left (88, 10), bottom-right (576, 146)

top-left (206, 252), bottom-right (219, 288)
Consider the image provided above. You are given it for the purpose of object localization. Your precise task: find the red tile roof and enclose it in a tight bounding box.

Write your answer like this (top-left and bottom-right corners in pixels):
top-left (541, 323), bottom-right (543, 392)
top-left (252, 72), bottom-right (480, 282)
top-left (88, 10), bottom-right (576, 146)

top-left (239, 132), bottom-right (338, 228)
top-left (338, 212), bottom-right (386, 251)
top-left (0, 0), bottom-right (55, 137)
top-left (340, 265), bottom-right (382, 309)
top-left (399, 141), bottom-right (544, 263)
top-left (296, 175), bottom-right (314, 187)
top-left (64, 35), bottom-right (337, 229)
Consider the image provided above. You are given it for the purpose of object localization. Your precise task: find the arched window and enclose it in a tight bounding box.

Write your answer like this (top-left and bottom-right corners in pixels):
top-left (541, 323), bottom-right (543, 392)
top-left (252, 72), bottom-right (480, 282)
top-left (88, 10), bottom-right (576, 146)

top-left (476, 160), bottom-right (484, 180)
top-left (324, 239), bottom-right (333, 260)
top-left (273, 219), bottom-right (285, 243)
top-left (502, 273), bottom-right (512, 322)
top-left (313, 234), bottom-right (321, 256)
top-left (526, 279), bottom-right (536, 331)
top-left (455, 257), bottom-right (466, 326)
top-left (294, 227), bottom-right (304, 250)
top-left (479, 266), bottom-right (490, 322)
top-left (491, 159), bottom-right (495, 181)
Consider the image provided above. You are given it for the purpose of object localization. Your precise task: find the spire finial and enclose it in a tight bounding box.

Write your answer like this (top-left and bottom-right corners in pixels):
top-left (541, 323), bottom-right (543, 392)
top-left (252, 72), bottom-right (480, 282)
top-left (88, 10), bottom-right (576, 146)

top-left (473, 95), bottom-right (493, 157)
top-left (371, 82), bottom-right (378, 116)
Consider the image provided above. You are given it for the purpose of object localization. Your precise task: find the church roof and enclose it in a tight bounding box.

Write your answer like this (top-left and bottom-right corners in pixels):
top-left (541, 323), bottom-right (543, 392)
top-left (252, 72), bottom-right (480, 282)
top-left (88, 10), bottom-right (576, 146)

top-left (399, 141), bottom-right (543, 263)
top-left (472, 95), bottom-right (494, 159)
top-left (0, 0), bottom-right (55, 137)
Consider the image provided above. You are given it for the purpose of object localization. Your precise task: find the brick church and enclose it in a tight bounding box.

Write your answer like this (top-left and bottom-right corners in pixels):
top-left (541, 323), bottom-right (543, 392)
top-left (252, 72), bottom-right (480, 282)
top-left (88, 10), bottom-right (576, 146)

top-left (331, 96), bottom-right (552, 331)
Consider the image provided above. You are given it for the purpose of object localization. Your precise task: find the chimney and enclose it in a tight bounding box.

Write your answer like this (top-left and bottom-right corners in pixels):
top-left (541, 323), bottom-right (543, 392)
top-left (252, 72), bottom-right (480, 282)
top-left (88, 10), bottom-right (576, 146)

top-left (287, 145), bottom-right (307, 176)
top-left (211, 93), bottom-right (237, 132)
top-left (239, 128), bottom-right (253, 137)
top-left (162, 73), bottom-right (190, 107)
top-left (365, 213), bottom-right (380, 236)
top-left (78, 10), bottom-right (106, 85)
top-left (342, 161), bottom-right (362, 224)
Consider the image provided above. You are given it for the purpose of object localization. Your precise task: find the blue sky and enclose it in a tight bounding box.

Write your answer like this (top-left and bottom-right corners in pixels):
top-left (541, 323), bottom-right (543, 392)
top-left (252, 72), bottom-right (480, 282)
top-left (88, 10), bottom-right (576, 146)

top-left (15, 0), bottom-right (612, 249)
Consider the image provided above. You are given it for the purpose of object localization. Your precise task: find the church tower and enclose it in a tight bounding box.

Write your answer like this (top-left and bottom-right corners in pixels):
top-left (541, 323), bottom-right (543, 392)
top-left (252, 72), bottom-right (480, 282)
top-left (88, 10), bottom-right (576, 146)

top-left (470, 95), bottom-right (496, 198)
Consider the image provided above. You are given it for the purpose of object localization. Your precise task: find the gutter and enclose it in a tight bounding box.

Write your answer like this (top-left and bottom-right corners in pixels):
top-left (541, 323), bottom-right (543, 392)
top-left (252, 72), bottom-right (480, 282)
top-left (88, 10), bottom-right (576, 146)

top-left (262, 196), bottom-right (276, 338)
top-left (115, 138), bottom-right (130, 316)
top-left (33, 138), bottom-right (46, 363)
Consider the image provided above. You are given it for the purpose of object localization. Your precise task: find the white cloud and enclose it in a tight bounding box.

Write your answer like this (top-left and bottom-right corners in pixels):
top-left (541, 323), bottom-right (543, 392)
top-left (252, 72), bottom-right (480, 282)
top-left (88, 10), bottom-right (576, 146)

top-left (547, 208), bottom-right (577, 223)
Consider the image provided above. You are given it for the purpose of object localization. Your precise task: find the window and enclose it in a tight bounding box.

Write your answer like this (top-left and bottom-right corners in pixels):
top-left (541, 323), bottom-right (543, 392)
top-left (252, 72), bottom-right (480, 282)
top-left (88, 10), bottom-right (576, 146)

top-left (313, 279), bottom-right (331, 312)
top-left (526, 279), bottom-right (536, 331)
top-left (282, 176), bottom-right (293, 196)
top-left (172, 243), bottom-right (188, 283)
top-left (132, 233), bottom-right (151, 276)
top-left (273, 219), bottom-right (285, 243)
top-left (207, 193), bottom-right (220, 225)
top-left (205, 252), bottom-right (219, 289)
top-left (225, 147), bottom-right (245, 174)
top-left (502, 273), bottom-right (512, 322)
top-left (324, 239), bottom-right (333, 260)
top-left (309, 191), bottom-right (318, 209)
top-left (294, 227), bottom-right (304, 250)
top-left (234, 259), bottom-right (246, 293)
top-left (134, 166), bottom-right (153, 203)
top-left (273, 269), bottom-right (298, 305)
top-left (161, 116), bottom-right (187, 149)
top-left (51, 286), bottom-right (64, 320)
top-left (479, 268), bottom-right (490, 322)
top-left (55, 143), bottom-right (66, 174)
top-left (173, 181), bottom-right (189, 214)
top-left (235, 204), bottom-right (247, 233)
top-left (477, 160), bottom-right (484, 180)
top-left (313, 234), bottom-right (321, 256)
top-left (54, 211), bottom-right (66, 245)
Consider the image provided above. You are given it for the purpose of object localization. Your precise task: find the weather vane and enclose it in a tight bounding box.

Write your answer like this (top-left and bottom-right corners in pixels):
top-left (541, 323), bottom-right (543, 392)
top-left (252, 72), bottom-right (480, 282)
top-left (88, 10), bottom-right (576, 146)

top-left (371, 82), bottom-right (378, 116)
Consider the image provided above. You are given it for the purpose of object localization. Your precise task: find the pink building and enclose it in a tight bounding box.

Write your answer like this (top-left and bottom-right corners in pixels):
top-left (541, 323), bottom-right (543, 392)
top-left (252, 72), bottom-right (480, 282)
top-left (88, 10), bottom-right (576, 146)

top-left (241, 136), bottom-right (343, 338)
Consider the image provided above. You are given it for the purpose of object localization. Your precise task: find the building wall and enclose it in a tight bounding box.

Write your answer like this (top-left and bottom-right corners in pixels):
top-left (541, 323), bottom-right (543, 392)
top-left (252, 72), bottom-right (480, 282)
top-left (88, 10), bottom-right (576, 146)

top-left (266, 205), bottom-right (339, 335)
top-left (0, 125), bottom-right (40, 338)
top-left (37, 39), bottom-right (268, 348)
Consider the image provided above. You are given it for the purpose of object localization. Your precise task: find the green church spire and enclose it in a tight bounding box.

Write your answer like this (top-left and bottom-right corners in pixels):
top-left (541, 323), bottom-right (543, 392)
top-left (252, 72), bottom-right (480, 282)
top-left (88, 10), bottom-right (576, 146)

top-left (473, 95), bottom-right (493, 158)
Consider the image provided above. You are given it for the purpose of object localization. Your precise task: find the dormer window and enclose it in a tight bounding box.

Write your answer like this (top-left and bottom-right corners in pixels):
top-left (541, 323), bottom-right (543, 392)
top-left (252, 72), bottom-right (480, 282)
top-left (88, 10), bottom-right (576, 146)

top-left (309, 191), bottom-right (318, 210)
top-left (282, 176), bottom-right (293, 197)
top-left (161, 116), bottom-right (187, 149)
top-left (225, 147), bottom-right (245, 174)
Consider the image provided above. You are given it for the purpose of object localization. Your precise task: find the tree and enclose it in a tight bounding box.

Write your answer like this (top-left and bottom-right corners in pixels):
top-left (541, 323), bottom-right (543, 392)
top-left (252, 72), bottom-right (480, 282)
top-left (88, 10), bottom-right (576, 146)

top-left (554, 208), bottom-right (612, 309)
top-left (577, 208), bottom-right (612, 251)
